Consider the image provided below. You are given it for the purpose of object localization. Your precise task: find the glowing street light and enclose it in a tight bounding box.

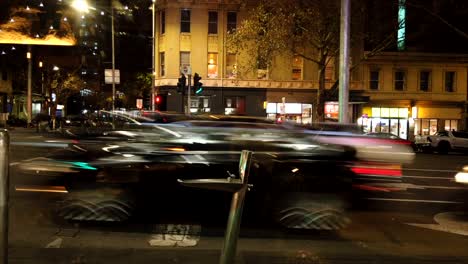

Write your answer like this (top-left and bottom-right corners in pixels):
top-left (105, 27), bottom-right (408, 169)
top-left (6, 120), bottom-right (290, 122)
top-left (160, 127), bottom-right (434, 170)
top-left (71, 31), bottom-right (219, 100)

top-left (71, 0), bottom-right (90, 13)
top-left (53, 66), bottom-right (60, 71)
top-left (71, 0), bottom-right (116, 112)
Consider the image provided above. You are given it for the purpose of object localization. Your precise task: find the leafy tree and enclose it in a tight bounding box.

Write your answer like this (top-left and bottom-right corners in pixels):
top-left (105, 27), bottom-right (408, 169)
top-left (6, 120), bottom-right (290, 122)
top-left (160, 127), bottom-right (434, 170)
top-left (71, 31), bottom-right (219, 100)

top-left (228, 0), bottom-right (342, 121)
top-left (228, 0), bottom-right (405, 121)
top-left (48, 70), bottom-right (85, 125)
top-left (119, 72), bottom-right (152, 109)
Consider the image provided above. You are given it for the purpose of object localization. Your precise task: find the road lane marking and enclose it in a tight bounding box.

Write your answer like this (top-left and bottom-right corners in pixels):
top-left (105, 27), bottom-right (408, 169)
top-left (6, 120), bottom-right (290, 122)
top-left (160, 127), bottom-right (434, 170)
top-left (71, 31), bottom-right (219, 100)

top-left (407, 212), bottom-right (468, 237)
top-left (404, 168), bottom-right (458, 173)
top-left (402, 175), bottom-right (454, 179)
top-left (419, 185), bottom-right (468, 190)
top-left (366, 198), bottom-right (462, 204)
top-left (11, 142), bottom-right (68, 148)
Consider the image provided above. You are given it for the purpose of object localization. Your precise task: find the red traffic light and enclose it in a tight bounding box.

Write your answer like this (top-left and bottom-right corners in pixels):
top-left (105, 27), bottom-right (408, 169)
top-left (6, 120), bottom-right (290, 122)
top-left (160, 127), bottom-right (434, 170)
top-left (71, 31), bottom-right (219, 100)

top-left (155, 95), bottom-right (162, 104)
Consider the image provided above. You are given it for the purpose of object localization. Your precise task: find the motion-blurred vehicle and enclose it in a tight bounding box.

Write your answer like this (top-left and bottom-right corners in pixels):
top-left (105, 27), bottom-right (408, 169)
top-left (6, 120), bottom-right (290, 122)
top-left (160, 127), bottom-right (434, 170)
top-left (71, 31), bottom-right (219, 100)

top-left (427, 130), bottom-right (468, 154)
top-left (300, 123), bottom-right (415, 164)
top-left (12, 121), bottom-right (383, 231)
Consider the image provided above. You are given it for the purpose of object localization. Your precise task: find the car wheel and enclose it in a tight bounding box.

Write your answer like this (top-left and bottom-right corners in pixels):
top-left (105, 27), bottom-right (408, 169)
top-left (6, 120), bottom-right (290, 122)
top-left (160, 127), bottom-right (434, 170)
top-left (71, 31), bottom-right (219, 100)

top-left (274, 193), bottom-right (351, 230)
top-left (57, 187), bottom-right (135, 222)
top-left (437, 141), bottom-right (450, 154)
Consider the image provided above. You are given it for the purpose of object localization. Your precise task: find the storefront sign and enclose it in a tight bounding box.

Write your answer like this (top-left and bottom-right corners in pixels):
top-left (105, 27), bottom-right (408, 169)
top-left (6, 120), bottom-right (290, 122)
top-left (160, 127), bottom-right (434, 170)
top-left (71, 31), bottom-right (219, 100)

top-left (325, 102), bottom-right (339, 119)
top-left (136, 99), bottom-right (143, 109)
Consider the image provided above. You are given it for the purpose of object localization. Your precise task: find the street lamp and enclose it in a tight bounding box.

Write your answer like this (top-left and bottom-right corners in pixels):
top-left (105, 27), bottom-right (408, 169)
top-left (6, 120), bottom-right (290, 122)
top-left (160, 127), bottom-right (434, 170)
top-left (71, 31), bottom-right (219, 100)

top-left (71, 0), bottom-right (116, 112)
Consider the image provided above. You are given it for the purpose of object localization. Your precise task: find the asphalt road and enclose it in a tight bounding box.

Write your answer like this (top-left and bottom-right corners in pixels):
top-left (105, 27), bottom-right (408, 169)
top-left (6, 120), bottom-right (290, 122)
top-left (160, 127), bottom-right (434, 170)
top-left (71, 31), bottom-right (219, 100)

top-left (6, 129), bottom-right (468, 264)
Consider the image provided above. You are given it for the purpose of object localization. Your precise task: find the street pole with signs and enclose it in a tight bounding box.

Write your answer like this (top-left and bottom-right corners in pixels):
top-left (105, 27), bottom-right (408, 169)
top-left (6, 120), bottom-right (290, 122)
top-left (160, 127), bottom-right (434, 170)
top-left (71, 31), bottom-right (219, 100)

top-left (181, 66), bottom-right (191, 115)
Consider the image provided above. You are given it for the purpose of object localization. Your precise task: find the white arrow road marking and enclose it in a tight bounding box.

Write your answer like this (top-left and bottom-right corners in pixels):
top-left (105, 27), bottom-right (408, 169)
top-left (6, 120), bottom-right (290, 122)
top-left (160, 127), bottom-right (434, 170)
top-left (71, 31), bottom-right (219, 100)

top-left (45, 237), bottom-right (63, 248)
top-left (407, 212), bottom-right (468, 237)
top-left (406, 223), bottom-right (468, 236)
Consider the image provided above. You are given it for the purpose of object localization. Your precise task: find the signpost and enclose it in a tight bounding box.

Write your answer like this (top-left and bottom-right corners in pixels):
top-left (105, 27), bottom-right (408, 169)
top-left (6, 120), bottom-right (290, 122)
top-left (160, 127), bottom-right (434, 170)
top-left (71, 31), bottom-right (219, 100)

top-left (180, 66), bottom-right (191, 115)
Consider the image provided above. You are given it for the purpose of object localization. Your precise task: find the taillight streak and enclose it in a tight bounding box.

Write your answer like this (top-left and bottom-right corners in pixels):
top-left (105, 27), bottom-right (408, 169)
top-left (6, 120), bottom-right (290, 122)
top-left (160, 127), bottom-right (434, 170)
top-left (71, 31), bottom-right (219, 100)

top-left (351, 167), bottom-right (402, 177)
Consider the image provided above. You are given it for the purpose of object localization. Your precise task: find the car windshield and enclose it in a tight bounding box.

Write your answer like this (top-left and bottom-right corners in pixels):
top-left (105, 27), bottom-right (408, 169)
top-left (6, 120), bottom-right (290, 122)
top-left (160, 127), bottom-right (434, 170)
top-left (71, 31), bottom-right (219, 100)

top-left (3, 0), bottom-right (468, 263)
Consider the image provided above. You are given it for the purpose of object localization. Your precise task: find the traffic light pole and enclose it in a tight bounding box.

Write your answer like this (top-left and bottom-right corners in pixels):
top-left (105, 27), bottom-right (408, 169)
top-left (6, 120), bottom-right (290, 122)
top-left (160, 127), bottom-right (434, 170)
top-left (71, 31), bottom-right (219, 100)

top-left (187, 74), bottom-right (191, 115)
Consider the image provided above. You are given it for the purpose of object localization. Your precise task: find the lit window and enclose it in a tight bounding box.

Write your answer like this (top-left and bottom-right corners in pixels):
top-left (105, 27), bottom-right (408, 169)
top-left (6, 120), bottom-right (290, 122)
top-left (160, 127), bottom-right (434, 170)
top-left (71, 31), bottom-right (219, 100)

top-left (180, 9), bottom-right (190, 33)
top-left (445, 71), bottom-right (456, 92)
top-left (207, 53), bottom-right (218, 78)
top-left (445, 120), bottom-right (458, 131)
top-left (208, 11), bottom-right (218, 34)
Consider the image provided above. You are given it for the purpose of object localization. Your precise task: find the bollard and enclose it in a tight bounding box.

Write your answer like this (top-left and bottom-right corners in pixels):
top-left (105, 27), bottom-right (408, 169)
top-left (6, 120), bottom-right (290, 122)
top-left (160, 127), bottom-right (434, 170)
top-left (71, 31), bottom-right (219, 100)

top-left (178, 150), bottom-right (253, 264)
top-left (0, 130), bottom-right (9, 264)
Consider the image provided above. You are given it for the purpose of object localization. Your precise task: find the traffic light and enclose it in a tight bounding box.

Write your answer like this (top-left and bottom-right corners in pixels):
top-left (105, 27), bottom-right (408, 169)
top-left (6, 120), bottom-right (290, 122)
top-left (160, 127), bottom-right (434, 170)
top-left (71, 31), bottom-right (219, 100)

top-left (193, 73), bottom-right (203, 95)
top-left (154, 95), bottom-right (167, 111)
top-left (177, 75), bottom-right (186, 94)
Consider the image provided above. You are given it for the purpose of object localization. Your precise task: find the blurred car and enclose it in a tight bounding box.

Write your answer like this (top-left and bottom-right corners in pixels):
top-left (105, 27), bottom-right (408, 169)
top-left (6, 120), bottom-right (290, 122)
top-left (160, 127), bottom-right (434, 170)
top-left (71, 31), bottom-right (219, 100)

top-left (299, 123), bottom-right (415, 164)
top-left (13, 123), bottom-right (364, 230)
top-left (366, 132), bottom-right (417, 151)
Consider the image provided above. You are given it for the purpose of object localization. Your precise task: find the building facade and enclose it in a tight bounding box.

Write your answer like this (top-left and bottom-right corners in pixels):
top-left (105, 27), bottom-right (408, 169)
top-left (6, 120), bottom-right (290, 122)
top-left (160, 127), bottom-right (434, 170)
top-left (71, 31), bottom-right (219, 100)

top-left (153, 0), bottom-right (468, 138)
top-left (358, 52), bottom-right (468, 140)
top-left (153, 0), bottom-right (359, 124)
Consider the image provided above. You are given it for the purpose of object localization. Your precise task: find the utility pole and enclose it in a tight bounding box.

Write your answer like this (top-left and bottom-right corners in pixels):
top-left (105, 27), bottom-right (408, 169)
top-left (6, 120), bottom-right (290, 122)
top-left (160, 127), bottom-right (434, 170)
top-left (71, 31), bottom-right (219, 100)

top-left (27, 46), bottom-right (32, 126)
top-left (111, 6), bottom-right (116, 112)
top-left (338, 0), bottom-right (350, 123)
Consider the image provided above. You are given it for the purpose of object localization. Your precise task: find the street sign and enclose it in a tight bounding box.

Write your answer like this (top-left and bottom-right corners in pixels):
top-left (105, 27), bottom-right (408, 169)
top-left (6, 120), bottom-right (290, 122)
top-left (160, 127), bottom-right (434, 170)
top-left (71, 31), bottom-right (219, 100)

top-left (104, 69), bottom-right (120, 84)
top-left (180, 65), bottom-right (192, 75)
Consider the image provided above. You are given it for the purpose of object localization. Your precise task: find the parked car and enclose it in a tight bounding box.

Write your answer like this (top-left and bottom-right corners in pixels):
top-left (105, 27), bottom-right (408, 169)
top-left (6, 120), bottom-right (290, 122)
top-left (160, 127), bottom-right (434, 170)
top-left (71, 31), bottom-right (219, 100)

top-left (427, 130), bottom-right (468, 154)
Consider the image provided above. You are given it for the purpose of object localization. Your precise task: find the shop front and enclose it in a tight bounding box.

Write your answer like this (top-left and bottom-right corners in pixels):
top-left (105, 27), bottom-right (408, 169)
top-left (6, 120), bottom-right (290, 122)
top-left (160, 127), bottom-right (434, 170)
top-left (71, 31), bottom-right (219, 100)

top-left (266, 102), bottom-right (313, 124)
top-left (358, 106), bottom-right (410, 139)
top-left (411, 106), bottom-right (461, 137)
top-left (357, 104), bottom-right (463, 140)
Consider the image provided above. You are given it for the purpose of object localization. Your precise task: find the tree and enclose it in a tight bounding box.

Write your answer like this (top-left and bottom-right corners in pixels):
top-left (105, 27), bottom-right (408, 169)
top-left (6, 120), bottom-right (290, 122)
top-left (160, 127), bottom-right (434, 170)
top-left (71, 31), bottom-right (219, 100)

top-left (119, 72), bottom-right (152, 110)
top-left (48, 70), bottom-right (84, 127)
top-left (228, 0), bottom-right (343, 121)
top-left (227, 0), bottom-right (407, 122)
